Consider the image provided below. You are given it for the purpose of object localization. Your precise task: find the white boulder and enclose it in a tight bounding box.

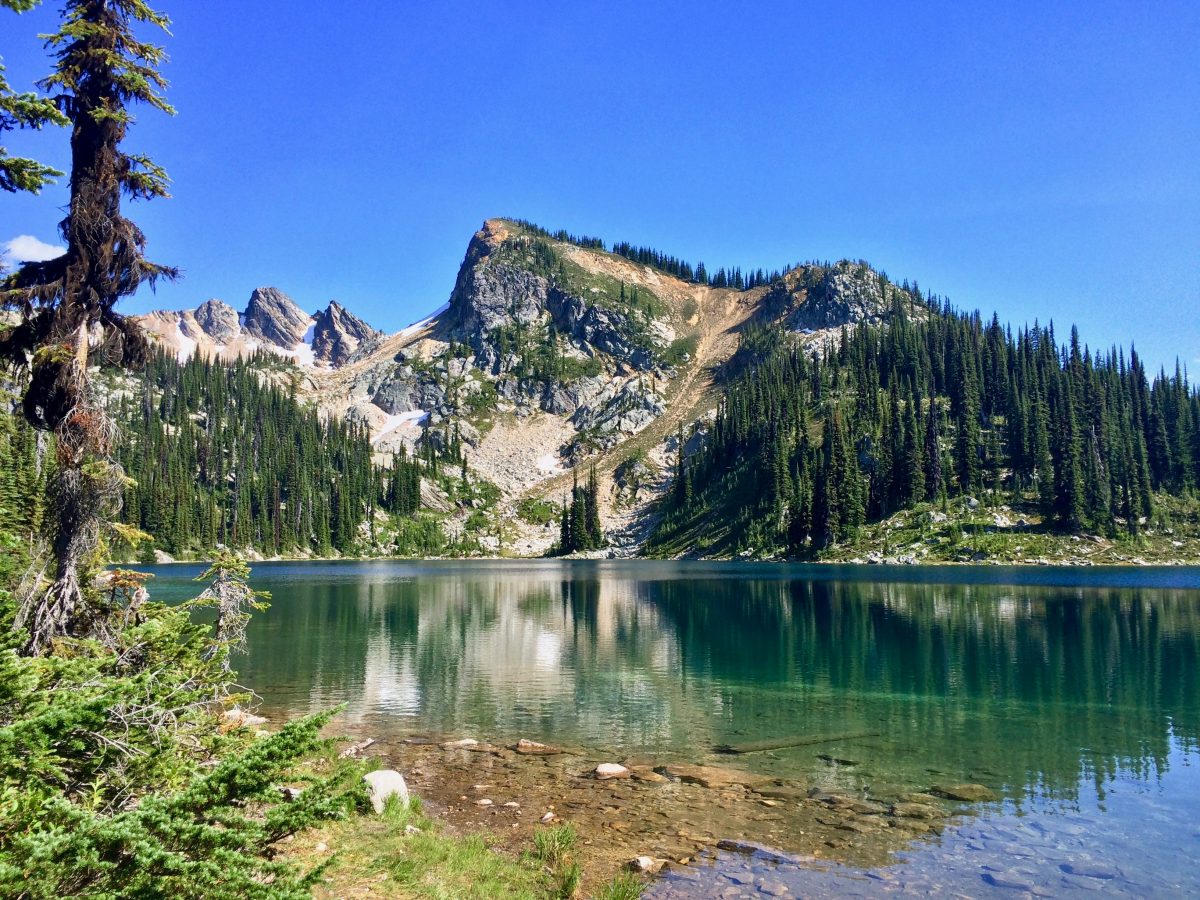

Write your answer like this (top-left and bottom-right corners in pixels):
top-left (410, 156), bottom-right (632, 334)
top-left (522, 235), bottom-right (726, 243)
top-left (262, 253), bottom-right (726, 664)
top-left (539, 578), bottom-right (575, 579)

top-left (363, 769), bottom-right (410, 814)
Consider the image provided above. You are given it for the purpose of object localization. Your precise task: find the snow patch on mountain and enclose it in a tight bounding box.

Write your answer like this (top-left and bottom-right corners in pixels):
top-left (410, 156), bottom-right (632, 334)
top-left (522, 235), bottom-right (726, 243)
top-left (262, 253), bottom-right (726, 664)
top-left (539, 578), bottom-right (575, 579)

top-left (398, 303), bottom-right (449, 341)
top-left (373, 409), bottom-right (429, 444)
top-left (173, 323), bottom-right (197, 363)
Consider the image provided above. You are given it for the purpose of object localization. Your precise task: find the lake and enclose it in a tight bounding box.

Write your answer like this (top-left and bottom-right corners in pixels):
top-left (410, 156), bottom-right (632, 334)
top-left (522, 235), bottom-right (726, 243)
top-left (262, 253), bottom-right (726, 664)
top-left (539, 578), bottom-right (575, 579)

top-left (140, 560), bottom-right (1200, 896)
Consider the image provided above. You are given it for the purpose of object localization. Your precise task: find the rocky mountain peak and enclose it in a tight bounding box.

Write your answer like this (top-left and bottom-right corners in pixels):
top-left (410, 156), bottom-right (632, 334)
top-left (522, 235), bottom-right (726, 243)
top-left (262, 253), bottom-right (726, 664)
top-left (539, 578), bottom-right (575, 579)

top-left (770, 261), bottom-right (921, 333)
top-left (242, 287), bottom-right (313, 347)
top-left (441, 219), bottom-right (669, 376)
top-left (312, 301), bottom-right (382, 366)
top-left (191, 299), bottom-right (240, 343)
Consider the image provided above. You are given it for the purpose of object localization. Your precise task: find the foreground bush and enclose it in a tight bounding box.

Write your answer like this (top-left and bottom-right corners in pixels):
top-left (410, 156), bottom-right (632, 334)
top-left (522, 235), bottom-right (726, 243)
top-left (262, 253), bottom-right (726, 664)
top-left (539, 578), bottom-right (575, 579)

top-left (0, 566), bottom-right (359, 898)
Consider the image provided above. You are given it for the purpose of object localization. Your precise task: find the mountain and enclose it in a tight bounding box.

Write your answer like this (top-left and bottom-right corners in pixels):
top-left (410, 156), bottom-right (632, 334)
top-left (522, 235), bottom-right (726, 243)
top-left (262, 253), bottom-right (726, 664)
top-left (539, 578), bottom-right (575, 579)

top-left (132, 218), bottom-right (921, 558)
top-left (136, 288), bottom-right (383, 369)
top-left (126, 217), bottom-right (1199, 563)
top-left (312, 301), bottom-right (381, 366)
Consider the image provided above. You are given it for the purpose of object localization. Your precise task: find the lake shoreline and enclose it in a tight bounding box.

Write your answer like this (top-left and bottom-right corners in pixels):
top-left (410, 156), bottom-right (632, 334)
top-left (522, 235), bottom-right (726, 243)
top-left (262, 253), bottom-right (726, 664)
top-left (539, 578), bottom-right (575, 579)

top-left (124, 550), bottom-right (1200, 567)
top-left (289, 721), bottom-right (973, 896)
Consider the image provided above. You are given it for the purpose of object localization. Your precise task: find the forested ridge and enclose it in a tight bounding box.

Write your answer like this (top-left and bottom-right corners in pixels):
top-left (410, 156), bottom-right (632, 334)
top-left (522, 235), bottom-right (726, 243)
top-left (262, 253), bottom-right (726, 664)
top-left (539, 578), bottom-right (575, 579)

top-left (649, 302), bottom-right (1200, 558)
top-left (508, 217), bottom-right (790, 290)
top-left (110, 349), bottom-right (424, 558)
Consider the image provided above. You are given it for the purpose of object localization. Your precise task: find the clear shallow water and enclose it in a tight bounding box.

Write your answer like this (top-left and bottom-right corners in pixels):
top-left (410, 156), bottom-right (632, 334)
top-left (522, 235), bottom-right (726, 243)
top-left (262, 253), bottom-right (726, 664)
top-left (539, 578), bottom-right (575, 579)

top-left (139, 560), bottom-right (1200, 894)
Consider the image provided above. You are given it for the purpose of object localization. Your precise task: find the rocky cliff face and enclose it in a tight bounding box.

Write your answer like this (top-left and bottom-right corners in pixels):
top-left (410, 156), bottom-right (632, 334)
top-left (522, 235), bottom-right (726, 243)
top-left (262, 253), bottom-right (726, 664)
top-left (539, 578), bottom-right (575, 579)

top-left (312, 301), bottom-right (382, 366)
top-left (191, 299), bottom-right (240, 343)
top-left (762, 261), bottom-right (922, 334)
top-left (442, 220), bottom-right (665, 376)
top-left (241, 287), bottom-right (313, 347)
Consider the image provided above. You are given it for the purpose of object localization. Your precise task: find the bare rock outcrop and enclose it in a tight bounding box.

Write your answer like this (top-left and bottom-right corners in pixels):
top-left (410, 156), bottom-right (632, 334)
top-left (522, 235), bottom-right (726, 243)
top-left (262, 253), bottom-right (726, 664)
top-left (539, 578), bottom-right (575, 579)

top-left (242, 286), bottom-right (313, 347)
top-left (312, 301), bottom-right (382, 366)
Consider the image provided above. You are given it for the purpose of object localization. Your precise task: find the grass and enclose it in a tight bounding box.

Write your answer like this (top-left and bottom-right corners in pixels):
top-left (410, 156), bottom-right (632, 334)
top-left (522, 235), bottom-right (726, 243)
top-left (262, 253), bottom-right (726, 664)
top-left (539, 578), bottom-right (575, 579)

top-left (390, 831), bottom-right (548, 899)
top-left (296, 794), bottom-right (550, 899)
top-left (293, 797), bottom-right (642, 899)
top-left (594, 874), bottom-right (644, 900)
top-left (662, 335), bottom-right (698, 367)
top-left (531, 823), bottom-right (577, 869)
top-left (822, 492), bottom-right (1200, 565)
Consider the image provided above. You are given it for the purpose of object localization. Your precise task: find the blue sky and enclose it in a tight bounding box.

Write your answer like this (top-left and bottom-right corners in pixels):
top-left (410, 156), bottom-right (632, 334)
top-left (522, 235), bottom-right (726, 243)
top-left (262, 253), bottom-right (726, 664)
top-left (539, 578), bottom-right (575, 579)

top-left (3, 1), bottom-right (1198, 369)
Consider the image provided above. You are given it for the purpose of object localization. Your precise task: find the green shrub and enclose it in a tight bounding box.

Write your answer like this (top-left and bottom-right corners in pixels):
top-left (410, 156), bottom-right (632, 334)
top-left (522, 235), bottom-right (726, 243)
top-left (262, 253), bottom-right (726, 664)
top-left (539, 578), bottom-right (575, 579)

top-left (517, 497), bottom-right (560, 526)
top-left (0, 555), bottom-right (359, 898)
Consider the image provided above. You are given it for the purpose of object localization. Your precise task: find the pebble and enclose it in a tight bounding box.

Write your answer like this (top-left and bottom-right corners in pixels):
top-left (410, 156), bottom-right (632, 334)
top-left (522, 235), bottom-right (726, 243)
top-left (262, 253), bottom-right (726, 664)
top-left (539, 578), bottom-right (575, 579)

top-left (475, 798), bottom-right (493, 807)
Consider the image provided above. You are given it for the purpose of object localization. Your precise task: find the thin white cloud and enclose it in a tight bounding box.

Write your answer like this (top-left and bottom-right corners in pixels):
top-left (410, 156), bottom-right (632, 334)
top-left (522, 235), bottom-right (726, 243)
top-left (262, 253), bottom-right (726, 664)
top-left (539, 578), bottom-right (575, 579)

top-left (2, 234), bottom-right (66, 265)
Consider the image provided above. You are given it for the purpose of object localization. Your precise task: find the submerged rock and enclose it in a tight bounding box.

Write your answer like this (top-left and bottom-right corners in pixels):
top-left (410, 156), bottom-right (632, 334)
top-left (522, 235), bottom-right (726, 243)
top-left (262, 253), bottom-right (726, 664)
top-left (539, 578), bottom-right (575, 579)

top-left (658, 763), bottom-right (771, 790)
top-left (594, 763), bottom-right (631, 780)
top-left (930, 783), bottom-right (998, 802)
top-left (889, 802), bottom-right (942, 819)
top-left (1061, 861), bottom-right (1120, 879)
top-left (513, 738), bottom-right (561, 755)
top-left (627, 765), bottom-right (669, 784)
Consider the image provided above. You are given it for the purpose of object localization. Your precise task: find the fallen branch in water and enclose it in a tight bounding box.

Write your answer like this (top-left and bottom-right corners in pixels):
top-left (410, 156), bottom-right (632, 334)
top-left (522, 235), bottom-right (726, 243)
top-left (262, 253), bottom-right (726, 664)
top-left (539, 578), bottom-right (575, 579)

top-left (714, 731), bottom-right (881, 754)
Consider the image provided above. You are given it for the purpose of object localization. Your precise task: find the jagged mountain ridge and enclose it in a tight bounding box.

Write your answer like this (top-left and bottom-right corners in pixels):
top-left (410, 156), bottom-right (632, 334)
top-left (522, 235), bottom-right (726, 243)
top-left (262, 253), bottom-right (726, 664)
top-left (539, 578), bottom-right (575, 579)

top-left (137, 287), bottom-right (383, 369)
top-left (136, 218), bottom-right (922, 557)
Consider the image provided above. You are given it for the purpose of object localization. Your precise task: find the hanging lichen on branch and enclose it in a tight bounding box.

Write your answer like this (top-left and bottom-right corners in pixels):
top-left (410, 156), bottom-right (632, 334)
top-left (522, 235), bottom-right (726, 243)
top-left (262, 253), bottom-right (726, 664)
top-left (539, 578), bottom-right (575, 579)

top-left (192, 550), bottom-right (270, 673)
top-left (0, 0), bottom-right (176, 653)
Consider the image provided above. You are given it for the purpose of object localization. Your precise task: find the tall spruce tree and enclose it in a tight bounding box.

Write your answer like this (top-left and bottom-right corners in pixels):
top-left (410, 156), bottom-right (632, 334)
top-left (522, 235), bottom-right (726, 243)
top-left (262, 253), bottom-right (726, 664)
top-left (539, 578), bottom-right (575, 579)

top-left (1, 0), bottom-right (175, 653)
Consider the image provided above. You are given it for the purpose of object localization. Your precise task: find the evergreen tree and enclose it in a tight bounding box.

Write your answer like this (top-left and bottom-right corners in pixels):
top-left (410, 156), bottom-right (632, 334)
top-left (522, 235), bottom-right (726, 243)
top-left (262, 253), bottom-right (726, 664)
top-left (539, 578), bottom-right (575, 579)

top-left (2, 0), bottom-right (176, 653)
top-left (650, 292), bottom-right (1197, 558)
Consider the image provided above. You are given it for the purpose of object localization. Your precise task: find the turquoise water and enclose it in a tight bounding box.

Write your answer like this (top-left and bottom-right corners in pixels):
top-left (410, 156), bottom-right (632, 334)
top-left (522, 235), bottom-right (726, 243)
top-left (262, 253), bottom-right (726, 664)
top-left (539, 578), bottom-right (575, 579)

top-left (140, 560), bottom-right (1200, 894)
